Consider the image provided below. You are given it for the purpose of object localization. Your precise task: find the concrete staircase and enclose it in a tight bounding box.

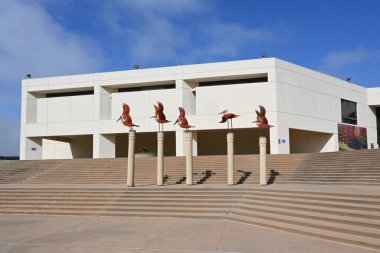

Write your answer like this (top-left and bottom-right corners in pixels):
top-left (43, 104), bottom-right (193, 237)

top-left (18, 154), bottom-right (304, 185)
top-left (1, 149), bottom-right (379, 185)
top-left (287, 149), bottom-right (380, 185)
top-left (0, 187), bottom-right (379, 251)
top-left (0, 160), bottom-right (65, 184)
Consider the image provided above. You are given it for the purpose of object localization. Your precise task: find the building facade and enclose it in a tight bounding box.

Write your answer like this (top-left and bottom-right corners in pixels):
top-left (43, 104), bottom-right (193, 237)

top-left (20, 58), bottom-right (380, 160)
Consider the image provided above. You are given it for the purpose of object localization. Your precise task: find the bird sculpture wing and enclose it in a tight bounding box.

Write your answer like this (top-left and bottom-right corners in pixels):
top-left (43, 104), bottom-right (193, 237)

top-left (122, 103), bottom-right (130, 114)
top-left (179, 116), bottom-right (189, 125)
top-left (124, 114), bottom-right (132, 123)
top-left (219, 116), bottom-right (228, 123)
top-left (259, 105), bottom-right (266, 116)
top-left (153, 104), bottom-right (159, 113)
top-left (179, 107), bottom-right (186, 117)
top-left (157, 101), bottom-right (164, 112)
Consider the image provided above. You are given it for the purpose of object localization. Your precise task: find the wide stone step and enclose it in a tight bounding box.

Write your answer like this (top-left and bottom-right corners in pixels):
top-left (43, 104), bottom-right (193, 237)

top-left (237, 203), bottom-right (380, 227)
top-left (229, 207), bottom-right (380, 238)
top-left (239, 198), bottom-right (380, 221)
top-left (226, 213), bottom-right (380, 251)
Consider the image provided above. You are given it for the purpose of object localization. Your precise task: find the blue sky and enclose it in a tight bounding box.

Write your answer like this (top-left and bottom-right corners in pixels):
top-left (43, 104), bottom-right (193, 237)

top-left (1, 0), bottom-right (380, 156)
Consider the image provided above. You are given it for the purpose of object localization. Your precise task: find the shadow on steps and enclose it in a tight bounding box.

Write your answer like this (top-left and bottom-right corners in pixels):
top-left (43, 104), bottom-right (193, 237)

top-left (197, 170), bottom-right (215, 184)
top-left (237, 170), bottom-right (252, 184)
top-left (267, 169), bottom-right (280, 184)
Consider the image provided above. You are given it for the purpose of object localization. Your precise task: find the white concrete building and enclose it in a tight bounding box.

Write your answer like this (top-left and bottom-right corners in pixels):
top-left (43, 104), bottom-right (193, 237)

top-left (20, 58), bottom-right (380, 160)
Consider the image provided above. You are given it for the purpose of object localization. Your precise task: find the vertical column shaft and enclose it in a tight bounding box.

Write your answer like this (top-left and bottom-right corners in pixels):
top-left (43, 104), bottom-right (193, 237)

top-left (185, 132), bottom-right (193, 185)
top-left (227, 132), bottom-right (234, 185)
top-left (157, 132), bottom-right (164, 186)
top-left (259, 136), bottom-right (267, 185)
top-left (127, 131), bottom-right (136, 187)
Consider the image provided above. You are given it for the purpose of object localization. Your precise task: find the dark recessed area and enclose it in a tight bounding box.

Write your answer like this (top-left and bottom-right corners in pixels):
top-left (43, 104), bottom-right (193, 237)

top-left (46, 90), bottom-right (94, 98)
top-left (118, 84), bottom-right (175, 93)
top-left (199, 77), bottom-right (268, 87)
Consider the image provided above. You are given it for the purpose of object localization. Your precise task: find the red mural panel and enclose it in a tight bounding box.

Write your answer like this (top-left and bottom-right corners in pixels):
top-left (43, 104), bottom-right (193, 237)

top-left (338, 123), bottom-right (367, 151)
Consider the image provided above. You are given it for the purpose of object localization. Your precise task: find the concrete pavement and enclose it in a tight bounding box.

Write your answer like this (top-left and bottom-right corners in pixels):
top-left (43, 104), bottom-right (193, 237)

top-left (0, 214), bottom-right (378, 253)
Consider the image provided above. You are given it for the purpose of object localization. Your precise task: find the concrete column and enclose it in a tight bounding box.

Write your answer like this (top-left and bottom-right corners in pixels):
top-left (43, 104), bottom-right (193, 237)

top-left (269, 115), bottom-right (289, 154)
top-left (24, 137), bottom-right (43, 160)
top-left (175, 130), bottom-right (185, 156)
top-left (185, 132), bottom-right (193, 185)
top-left (157, 132), bottom-right (164, 186)
top-left (127, 131), bottom-right (136, 187)
top-left (227, 132), bottom-right (234, 185)
top-left (260, 136), bottom-right (267, 185)
top-left (93, 134), bottom-right (115, 158)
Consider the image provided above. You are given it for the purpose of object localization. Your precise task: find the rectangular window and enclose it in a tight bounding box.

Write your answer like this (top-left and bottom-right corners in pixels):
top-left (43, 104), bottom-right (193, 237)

top-left (341, 99), bottom-right (357, 125)
top-left (46, 90), bottom-right (94, 98)
top-left (199, 76), bottom-right (268, 87)
top-left (118, 84), bottom-right (175, 92)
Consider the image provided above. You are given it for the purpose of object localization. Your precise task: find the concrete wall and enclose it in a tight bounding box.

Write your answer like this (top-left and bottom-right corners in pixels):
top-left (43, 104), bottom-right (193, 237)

top-left (20, 58), bottom-right (380, 159)
top-left (115, 132), bottom-right (176, 157)
top-left (111, 89), bottom-right (178, 133)
top-left (42, 136), bottom-right (93, 159)
top-left (42, 139), bottom-right (72, 159)
top-left (275, 59), bottom-right (377, 152)
top-left (289, 129), bottom-right (334, 153)
top-left (198, 129), bottom-right (270, 155)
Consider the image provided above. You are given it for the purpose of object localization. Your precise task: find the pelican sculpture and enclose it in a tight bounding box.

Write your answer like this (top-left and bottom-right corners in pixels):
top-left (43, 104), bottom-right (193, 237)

top-left (174, 107), bottom-right (194, 132)
top-left (219, 110), bottom-right (240, 130)
top-left (152, 101), bottom-right (170, 132)
top-left (253, 105), bottom-right (272, 128)
top-left (116, 103), bottom-right (139, 131)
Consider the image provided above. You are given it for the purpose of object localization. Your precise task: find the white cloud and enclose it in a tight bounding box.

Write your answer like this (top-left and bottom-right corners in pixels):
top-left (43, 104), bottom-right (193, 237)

top-left (0, 0), bottom-right (103, 82)
top-left (0, 0), bottom-right (104, 156)
top-left (194, 22), bottom-right (278, 59)
top-left (120, 0), bottom-right (205, 16)
top-left (321, 48), bottom-right (380, 70)
top-left (101, 0), bottom-right (282, 66)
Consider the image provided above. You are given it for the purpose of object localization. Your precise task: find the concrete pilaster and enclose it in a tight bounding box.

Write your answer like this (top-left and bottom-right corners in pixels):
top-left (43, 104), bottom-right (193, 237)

top-left (93, 134), bottom-right (115, 158)
top-left (24, 137), bottom-right (42, 160)
top-left (227, 132), bottom-right (234, 185)
top-left (127, 131), bottom-right (136, 187)
top-left (260, 136), bottom-right (267, 185)
top-left (157, 132), bottom-right (164, 186)
top-left (185, 132), bottom-right (193, 185)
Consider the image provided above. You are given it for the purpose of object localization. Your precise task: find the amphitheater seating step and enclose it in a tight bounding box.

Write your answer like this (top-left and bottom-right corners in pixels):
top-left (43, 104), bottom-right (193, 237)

top-left (0, 186), bottom-right (379, 251)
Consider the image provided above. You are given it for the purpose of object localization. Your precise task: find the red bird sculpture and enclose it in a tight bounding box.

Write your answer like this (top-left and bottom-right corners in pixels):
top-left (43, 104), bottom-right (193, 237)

top-left (152, 101), bottom-right (170, 132)
top-left (116, 103), bottom-right (139, 131)
top-left (219, 110), bottom-right (240, 130)
top-left (253, 105), bottom-right (272, 128)
top-left (174, 107), bottom-right (194, 132)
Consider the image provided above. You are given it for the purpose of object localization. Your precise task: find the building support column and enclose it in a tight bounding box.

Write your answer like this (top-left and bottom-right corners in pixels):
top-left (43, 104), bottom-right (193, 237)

top-left (185, 132), bottom-right (193, 185)
top-left (127, 131), bottom-right (136, 187)
top-left (260, 136), bottom-right (267, 185)
top-left (176, 130), bottom-right (198, 156)
top-left (227, 132), bottom-right (234, 185)
top-left (93, 134), bottom-right (115, 158)
top-left (157, 132), bottom-right (164, 186)
top-left (24, 137), bottom-right (42, 160)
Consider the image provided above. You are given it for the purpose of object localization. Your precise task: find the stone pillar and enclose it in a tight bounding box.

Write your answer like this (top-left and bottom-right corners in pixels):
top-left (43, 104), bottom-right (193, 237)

top-left (259, 136), bottom-right (267, 185)
top-left (185, 132), bottom-right (193, 185)
top-left (157, 132), bottom-right (164, 186)
top-left (127, 131), bottom-right (136, 187)
top-left (227, 132), bottom-right (234, 185)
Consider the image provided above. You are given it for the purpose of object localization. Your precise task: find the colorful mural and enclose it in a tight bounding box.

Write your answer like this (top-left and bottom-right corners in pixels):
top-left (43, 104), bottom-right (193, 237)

top-left (338, 123), bottom-right (367, 151)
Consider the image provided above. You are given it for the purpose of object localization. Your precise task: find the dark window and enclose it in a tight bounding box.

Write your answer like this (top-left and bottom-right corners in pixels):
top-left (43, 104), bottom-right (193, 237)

top-left (118, 84), bottom-right (175, 92)
top-left (341, 99), bottom-right (357, 125)
top-left (199, 77), bottom-right (268, 87)
top-left (46, 90), bottom-right (94, 98)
